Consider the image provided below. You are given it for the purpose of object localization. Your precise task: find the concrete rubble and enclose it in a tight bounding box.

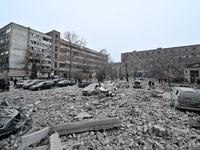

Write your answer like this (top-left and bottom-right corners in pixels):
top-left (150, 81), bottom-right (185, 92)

top-left (0, 79), bottom-right (200, 149)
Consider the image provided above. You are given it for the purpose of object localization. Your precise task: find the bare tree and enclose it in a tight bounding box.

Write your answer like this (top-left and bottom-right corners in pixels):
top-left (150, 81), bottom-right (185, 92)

top-left (156, 55), bottom-right (175, 86)
top-left (100, 49), bottom-right (113, 63)
top-left (29, 52), bottom-right (42, 79)
top-left (61, 31), bottom-right (87, 80)
top-left (81, 48), bottom-right (91, 73)
top-left (124, 55), bottom-right (145, 81)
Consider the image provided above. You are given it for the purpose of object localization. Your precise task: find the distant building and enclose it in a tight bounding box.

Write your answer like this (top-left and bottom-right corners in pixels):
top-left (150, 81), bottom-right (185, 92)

top-left (121, 45), bottom-right (200, 77)
top-left (0, 22), bottom-right (107, 79)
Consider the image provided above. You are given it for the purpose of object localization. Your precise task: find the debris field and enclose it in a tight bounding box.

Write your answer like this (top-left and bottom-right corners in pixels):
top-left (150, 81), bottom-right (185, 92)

top-left (1, 80), bottom-right (200, 150)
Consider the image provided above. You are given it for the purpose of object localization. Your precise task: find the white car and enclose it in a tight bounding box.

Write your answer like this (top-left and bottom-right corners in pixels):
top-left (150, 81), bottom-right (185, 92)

top-left (82, 83), bottom-right (113, 96)
top-left (171, 87), bottom-right (200, 111)
top-left (82, 83), bottom-right (100, 96)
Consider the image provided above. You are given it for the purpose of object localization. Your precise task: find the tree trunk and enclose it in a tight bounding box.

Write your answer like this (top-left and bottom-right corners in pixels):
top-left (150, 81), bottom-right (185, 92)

top-left (69, 60), bottom-right (72, 81)
top-left (125, 63), bottom-right (129, 83)
top-left (167, 70), bottom-right (171, 87)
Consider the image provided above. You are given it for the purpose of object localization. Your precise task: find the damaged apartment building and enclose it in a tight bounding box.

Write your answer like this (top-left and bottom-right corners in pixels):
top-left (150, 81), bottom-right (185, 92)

top-left (121, 45), bottom-right (200, 80)
top-left (0, 22), bottom-right (108, 79)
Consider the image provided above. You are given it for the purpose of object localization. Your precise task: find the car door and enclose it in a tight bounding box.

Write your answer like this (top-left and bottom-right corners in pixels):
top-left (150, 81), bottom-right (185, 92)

top-left (94, 85), bottom-right (99, 94)
top-left (172, 88), bottom-right (179, 108)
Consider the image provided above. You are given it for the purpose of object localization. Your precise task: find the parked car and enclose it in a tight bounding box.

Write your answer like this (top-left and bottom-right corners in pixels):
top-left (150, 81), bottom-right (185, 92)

top-left (16, 80), bottom-right (33, 88)
top-left (82, 83), bottom-right (100, 96)
top-left (53, 78), bottom-right (66, 84)
top-left (57, 80), bottom-right (76, 87)
top-left (78, 81), bottom-right (92, 88)
top-left (171, 87), bottom-right (200, 112)
top-left (30, 81), bottom-right (55, 91)
top-left (133, 80), bottom-right (142, 88)
top-left (22, 80), bottom-right (45, 89)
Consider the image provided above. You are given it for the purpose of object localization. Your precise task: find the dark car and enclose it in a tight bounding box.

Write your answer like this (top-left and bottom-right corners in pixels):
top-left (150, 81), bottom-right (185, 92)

top-left (29, 81), bottom-right (54, 91)
top-left (22, 80), bottom-right (45, 89)
top-left (78, 81), bottom-right (92, 88)
top-left (57, 80), bottom-right (76, 87)
top-left (16, 80), bottom-right (33, 88)
top-left (53, 78), bottom-right (66, 84)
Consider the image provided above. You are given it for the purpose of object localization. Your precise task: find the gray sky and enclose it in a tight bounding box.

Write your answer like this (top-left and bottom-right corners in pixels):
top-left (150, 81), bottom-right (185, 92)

top-left (1, 0), bottom-right (200, 62)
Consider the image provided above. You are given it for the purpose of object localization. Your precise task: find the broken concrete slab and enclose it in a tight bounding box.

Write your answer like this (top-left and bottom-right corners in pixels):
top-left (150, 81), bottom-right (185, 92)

top-left (50, 133), bottom-right (62, 150)
top-left (52, 117), bottom-right (121, 135)
top-left (74, 112), bottom-right (92, 119)
top-left (17, 127), bottom-right (50, 150)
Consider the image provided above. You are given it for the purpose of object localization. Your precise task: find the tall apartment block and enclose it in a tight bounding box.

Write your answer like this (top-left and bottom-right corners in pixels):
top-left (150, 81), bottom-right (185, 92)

top-left (0, 22), bottom-right (108, 79)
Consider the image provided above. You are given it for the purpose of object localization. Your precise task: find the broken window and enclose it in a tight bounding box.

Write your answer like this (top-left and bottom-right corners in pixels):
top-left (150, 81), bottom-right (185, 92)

top-left (0, 39), bottom-right (4, 43)
top-left (42, 37), bottom-right (51, 42)
top-left (5, 27), bottom-right (11, 34)
top-left (55, 46), bottom-right (58, 51)
top-left (29, 40), bottom-right (40, 46)
top-left (42, 43), bottom-right (51, 48)
top-left (30, 33), bottom-right (41, 39)
top-left (176, 90), bottom-right (179, 95)
top-left (55, 54), bottom-right (57, 59)
top-left (55, 62), bottom-right (57, 68)
top-left (6, 36), bottom-right (9, 41)
top-left (3, 57), bottom-right (8, 62)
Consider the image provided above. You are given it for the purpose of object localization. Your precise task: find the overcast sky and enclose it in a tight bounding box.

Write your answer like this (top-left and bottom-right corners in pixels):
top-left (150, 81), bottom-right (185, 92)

top-left (1, 0), bottom-right (200, 62)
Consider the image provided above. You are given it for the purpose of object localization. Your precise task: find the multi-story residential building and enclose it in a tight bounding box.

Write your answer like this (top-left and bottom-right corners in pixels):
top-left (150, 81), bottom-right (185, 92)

top-left (0, 22), bottom-right (107, 79)
top-left (121, 45), bottom-right (200, 77)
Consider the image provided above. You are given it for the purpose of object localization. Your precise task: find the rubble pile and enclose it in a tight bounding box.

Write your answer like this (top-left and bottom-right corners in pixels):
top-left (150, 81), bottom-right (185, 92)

top-left (1, 83), bottom-right (200, 149)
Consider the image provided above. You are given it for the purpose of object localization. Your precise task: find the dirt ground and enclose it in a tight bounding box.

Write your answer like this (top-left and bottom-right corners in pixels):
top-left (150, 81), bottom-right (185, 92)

top-left (1, 78), bottom-right (200, 150)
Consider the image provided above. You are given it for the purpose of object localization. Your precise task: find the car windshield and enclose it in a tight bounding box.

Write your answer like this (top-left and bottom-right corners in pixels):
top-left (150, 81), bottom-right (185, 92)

top-left (58, 80), bottom-right (66, 83)
top-left (36, 82), bottom-right (46, 86)
top-left (24, 80), bottom-right (33, 84)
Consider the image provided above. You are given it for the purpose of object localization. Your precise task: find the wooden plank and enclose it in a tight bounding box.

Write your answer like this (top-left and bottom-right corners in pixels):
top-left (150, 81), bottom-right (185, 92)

top-left (52, 117), bottom-right (121, 135)
top-left (50, 133), bottom-right (62, 150)
top-left (18, 127), bottom-right (50, 150)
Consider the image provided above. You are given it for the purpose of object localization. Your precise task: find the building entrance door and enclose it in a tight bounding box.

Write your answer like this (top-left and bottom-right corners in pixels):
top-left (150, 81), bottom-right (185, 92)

top-left (190, 70), bottom-right (199, 83)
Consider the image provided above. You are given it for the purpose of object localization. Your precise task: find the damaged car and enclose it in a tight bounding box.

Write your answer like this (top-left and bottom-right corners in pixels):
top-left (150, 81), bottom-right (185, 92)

top-left (171, 87), bottom-right (200, 112)
top-left (82, 83), bottom-right (100, 96)
top-left (0, 99), bottom-right (32, 137)
top-left (116, 81), bottom-right (129, 88)
top-left (82, 83), bottom-right (114, 96)
top-left (133, 80), bottom-right (142, 88)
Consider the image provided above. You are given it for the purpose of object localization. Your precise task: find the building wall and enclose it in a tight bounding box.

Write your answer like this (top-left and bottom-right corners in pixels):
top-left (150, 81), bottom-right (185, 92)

top-left (8, 23), bottom-right (29, 77)
top-left (0, 23), bottom-right (11, 78)
top-left (122, 45), bottom-right (200, 65)
top-left (29, 28), bottom-right (52, 78)
top-left (0, 22), bottom-right (108, 79)
top-left (121, 45), bottom-right (200, 77)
